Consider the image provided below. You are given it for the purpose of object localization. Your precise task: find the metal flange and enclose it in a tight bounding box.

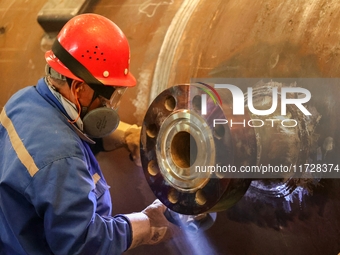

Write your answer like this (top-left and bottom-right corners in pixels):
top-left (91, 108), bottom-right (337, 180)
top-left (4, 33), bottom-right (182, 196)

top-left (140, 84), bottom-right (252, 215)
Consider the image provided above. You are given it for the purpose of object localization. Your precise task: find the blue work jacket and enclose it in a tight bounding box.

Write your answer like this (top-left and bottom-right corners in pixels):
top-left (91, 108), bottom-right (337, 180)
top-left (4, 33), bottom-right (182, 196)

top-left (0, 78), bottom-right (132, 255)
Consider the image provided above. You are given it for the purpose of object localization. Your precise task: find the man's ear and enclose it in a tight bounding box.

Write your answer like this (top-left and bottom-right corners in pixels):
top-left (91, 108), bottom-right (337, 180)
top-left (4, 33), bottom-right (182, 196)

top-left (71, 80), bottom-right (84, 95)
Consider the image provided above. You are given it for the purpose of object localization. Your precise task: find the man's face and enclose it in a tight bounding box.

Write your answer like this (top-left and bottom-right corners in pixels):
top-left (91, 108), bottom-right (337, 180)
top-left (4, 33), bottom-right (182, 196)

top-left (71, 81), bottom-right (124, 137)
top-left (76, 83), bottom-right (103, 112)
top-left (74, 81), bottom-right (126, 114)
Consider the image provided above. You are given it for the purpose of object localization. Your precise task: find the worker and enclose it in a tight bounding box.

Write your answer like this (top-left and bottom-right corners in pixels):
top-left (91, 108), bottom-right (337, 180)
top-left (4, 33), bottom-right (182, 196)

top-left (0, 13), bottom-right (179, 255)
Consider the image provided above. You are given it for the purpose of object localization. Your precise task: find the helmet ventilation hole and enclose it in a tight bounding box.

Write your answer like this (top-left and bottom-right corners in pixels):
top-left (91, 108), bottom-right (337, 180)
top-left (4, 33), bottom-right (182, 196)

top-left (83, 47), bottom-right (107, 61)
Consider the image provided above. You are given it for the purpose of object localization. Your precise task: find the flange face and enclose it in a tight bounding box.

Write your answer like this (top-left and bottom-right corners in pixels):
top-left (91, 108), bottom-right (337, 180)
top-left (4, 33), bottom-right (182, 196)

top-left (140, 84), bottom-right (251, 215)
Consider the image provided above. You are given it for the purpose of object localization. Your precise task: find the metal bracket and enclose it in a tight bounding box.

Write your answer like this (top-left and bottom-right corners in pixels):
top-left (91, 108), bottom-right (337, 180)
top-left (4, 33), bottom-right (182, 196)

top-left (37, 0), bottom-right (92, 38)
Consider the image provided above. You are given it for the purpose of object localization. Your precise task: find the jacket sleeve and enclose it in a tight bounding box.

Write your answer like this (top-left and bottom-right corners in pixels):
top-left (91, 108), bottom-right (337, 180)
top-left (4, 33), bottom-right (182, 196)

top-left (24, 156), bottom-right (132, 255)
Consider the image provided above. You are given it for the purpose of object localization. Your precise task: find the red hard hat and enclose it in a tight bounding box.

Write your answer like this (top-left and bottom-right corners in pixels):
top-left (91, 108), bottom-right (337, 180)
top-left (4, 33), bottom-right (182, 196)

top-left (45, 13), bottom-right (136, 88)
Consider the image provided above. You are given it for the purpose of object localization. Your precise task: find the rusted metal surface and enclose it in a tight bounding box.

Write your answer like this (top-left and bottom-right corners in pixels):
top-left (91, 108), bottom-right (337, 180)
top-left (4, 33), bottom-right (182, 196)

top-left (167, 0), bottom-right (340, 83)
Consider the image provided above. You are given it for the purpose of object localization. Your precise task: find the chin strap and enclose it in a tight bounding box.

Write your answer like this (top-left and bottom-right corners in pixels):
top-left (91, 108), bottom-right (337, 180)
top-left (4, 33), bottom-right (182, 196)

top-left (68, 92), bottom-right (81, 124)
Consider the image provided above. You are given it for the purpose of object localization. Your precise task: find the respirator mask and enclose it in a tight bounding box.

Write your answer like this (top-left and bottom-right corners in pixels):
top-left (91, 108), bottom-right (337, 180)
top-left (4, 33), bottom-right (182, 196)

top-left (80, 87), bottom-right (126, 138)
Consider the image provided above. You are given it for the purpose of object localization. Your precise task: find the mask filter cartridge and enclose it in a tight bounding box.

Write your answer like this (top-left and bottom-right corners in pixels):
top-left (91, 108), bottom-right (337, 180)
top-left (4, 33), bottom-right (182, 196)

top-left (82, 107), bottom-right (120, 138)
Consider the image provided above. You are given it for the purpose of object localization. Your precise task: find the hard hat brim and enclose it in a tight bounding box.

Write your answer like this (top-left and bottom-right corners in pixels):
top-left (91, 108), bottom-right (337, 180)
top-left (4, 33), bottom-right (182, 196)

top-left (45, 50), bottom-right (137, 88)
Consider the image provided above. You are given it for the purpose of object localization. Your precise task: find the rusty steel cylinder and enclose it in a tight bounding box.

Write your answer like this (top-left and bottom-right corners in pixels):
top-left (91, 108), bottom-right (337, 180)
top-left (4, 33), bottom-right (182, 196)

top-left (140, 78), bottom-right (339, 215)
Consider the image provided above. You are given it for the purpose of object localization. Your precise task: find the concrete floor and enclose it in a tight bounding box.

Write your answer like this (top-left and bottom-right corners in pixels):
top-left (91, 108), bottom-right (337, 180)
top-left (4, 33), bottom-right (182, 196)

top-left (1, 0), bottom-right (340, 254)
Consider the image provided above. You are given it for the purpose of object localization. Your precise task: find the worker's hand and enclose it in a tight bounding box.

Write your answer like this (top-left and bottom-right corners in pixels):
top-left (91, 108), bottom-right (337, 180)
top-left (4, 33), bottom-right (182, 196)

top-left (141, 199), bottom-right (180, 244)
top-left (125, 199), bottom-right (181, 249)
top-left (101, 122), bottom-right (141, 167)
top-left (124, 124), bottom-right (142, 167)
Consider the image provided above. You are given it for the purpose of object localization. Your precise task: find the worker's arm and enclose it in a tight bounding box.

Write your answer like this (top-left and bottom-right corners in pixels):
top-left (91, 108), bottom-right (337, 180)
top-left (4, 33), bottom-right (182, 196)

top-left (25, 156), bottom-right (178, 255)
top-left (25, 157), bottom-right (132, 255)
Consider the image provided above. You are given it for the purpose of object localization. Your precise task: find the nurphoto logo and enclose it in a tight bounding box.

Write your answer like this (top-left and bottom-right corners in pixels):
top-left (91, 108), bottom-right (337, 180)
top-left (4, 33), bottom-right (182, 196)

top-left (197, 81), bottom-right (312, 128)
top-left (199, 82), bottom-right (311, 116)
